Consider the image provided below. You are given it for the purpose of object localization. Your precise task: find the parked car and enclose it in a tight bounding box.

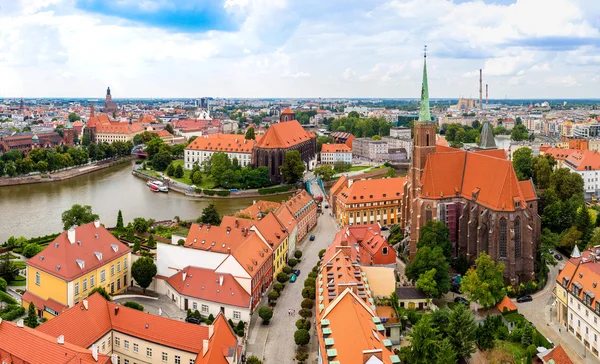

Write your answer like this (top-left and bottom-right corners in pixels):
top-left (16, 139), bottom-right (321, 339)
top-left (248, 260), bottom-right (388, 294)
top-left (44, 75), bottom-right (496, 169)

top-left (309, 235), bottom-right (315, 241)
top-left (293, 269), bottom-right (301, 276)
top-left (289, 273), bottom-right (298, 283)
top-left (554, 254), bottom-right (563, 260)
top-left (381, 226), bottom-right (389, 231)
top-left (185, 316), bottom-right (201, 325)
top-left (454, 297), bottom-right (469, 306)
top-left (450, 283), bottom-right (462, 294)
top-left (324, 204), bottom-right (329, 209)
top-left (517, 295), bottom-right (533, 303)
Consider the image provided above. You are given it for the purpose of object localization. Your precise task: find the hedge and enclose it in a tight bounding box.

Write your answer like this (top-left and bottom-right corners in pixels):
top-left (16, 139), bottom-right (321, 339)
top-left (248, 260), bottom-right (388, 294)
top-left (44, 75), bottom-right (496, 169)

top-left (25, 233), bottom-right (61, 246)
top-left (0, 305), bottom-right (25, 321)
top-left (203, 189), bottom-right (230, 197)
top-left (258, 185), bottom-right (293, 195)
top-left (123, 302), bottom-right (144, 311)
top-left (0, 290), bottom-right (18, 305)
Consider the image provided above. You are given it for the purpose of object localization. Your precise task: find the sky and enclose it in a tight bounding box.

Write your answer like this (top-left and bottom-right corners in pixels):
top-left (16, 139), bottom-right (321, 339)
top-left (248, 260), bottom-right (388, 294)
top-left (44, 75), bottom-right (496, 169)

top-left (0, 0), bottom-right (599, 99)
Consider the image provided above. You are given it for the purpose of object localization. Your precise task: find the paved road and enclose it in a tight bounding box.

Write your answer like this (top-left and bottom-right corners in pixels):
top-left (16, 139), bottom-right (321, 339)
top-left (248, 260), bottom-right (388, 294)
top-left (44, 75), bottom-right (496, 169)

top-left (516, 254), bottom-right (594, 364)
top-left (246, 204), bottom-right (339, 363)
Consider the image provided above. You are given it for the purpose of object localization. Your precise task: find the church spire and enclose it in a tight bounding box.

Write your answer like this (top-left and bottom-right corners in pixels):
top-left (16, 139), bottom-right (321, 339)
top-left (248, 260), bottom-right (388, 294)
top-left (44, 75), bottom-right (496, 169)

top-left (418, 46), bottom-right (432, 123)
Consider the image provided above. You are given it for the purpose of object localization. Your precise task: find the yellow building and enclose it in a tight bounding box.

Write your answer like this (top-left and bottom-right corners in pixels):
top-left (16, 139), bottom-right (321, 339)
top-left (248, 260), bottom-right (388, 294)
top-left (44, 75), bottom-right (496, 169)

top-left (254, 213), bottom-right (290, 280)
top-left (331, 177), bottom-right (407, 227)
top-left (23, 221), bottom-right (131, 320)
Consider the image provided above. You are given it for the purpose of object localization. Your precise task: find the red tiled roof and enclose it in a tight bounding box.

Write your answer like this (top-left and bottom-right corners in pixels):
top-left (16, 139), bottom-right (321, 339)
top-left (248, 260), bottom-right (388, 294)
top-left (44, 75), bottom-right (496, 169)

top-left (37, 293), bottom-right (237, 360)
top-left (22, 291), bottom-right (69, 315)
top-left (27, 222), bottom-right (131, 281)
top-left (519, 180), bottom-right (537, 201)
top-left (321, 143), bottom-right (351, 153)
top-left (337, 177), bottom-right (406, 204)
top-left (0, 320), bottom-right (111, 364)
top-left (255, 120), bottom-right (314, 149)
top-left (281, 108), bottom-right (294, 115)
top-left (496, 295), bottom-right (517, 313)
top-left (186, 134), bottom-right (256, 153)
top-left (166, 267), bottom-right (251, 308)
top-left (255, 213), bottom-right (287, 250)
top-left (235, 200), bottom-right (281, 219)
top-left (231, 233), bottom-right (272, 276)
top-left (85, 114), bottom-right (111, 128)
top-left (285, 190), bottom-right (316, 216)
top-left (541, 345), bottom-right (573, 364)
top-left (185, 223), bottom-right (247, 254)
top-left (96, 122), bottom-right (144, 135)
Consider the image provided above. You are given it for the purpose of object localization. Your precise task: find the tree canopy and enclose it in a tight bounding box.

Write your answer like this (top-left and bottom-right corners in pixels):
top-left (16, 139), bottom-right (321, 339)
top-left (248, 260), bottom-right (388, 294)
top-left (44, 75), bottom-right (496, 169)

top-left (280, 150), bottom-right (305, 183)
top-left (61, 204), bottom-right (99, 230)
top-left (417, 221), bottom-right (452, 258)
top-left (405, 246), bottom-right (450, 298)
top-left (199, 203), bottom-right (221, 225)
top-left (461, 252), bottom-right (506, 309)
top-left (131, 257), bottom-right (157, 293)
top-left (511, 124), bottom-right (529, 141)
top-left (512, 147), bottom-right (533, 181)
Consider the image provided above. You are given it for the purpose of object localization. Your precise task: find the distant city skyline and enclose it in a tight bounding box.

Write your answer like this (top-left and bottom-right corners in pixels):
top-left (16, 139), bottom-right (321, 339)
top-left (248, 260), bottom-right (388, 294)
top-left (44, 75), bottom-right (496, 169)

top-left (0, 0), bottom-right (599, 99)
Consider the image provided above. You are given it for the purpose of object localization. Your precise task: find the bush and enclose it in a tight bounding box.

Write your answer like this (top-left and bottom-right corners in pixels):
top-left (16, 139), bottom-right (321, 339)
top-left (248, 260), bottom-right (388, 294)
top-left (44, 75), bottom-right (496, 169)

top-left (301, 298), bottom-right (314, 310)
top-left (299, 308), bottom-right (312, 318)
top-left (308, 271), bottom-right (318, 279)
top-left (296, 352), bottom-right (309, 363)
top-left (288, 258), bottom-right (298, 268)
top-left (302, 287), bottom-right (315, 300)
top-left (294, 250), bottom-right (303, 259)
top-left (273, 282), bottom-right (283, 293)
top-left (277, 272), bottom-right (289, 283)
top-left (283, 266), bottom-right (293, 275)
top-left (304, 278), bottom-right (316, 288)
top-left (236, 320), bottom-right (245, 336)
top-left (203, 189), bottom-right (231, 197)
top-left (296, 318), bottom-right (311, 330)
top-left (0, 277), bottom-right (6, 292)
top-left (258, 185), bottom-right (293, 195)
top-left (207, 313), bottom-right (215, 324)
top-left (318, 249), bottom-right (326, 259)
top-left (0, 305), bottom-right (25, 321)
top-left (259, 306), bottom-right (273, 323)
top-left (123, 302), bottom-right (144, 311)
top-left (0, 290), bottom-right (17, 304)
top-left (178, 239), bottom-right (185, 246)
top-left (496, 325), bottom-right (509, 340)
top-left (268, 290), bottom-right (280, 302)
top-left (294, 329), bottom-right (310, 346)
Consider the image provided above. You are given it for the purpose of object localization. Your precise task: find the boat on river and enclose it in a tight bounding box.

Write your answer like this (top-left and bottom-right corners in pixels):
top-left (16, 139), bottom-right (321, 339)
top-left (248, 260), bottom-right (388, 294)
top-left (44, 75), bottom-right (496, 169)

top-left (147, 180), bottom-right (168, 192)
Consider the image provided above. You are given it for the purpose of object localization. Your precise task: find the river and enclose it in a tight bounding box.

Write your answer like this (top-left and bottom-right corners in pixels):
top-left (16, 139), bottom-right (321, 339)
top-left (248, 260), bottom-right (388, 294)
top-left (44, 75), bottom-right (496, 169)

top-left (0, 161), bottom-right (290, 243)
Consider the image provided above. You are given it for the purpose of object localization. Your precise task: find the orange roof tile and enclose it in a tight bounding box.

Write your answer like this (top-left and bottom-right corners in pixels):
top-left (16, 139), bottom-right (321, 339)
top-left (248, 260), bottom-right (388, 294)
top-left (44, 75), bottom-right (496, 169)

top-left (0, 320), bottom-right (111, 364)
top-left (235, 200), bottom-right (281, 219)
top-left (186, 134), bottom-right (256, 153)
top-left (328, 175), bottom-right (348, 201)
top-left (27, 222), bottom-right (131, 281)
top-left (255, 120), bottom-right (314, 149)
top-left (321, 143), bottom-right (351, 153)
top-left (281, 108), bottom-right (294, 115)
top-left (274, 204), bottom-right (298, 232)
top-left (220, 216), bottom-right (257, 229)
top-left (496, 295), bottom-right (518, 313)
top-left (85, 114), bottom-right (111, 128)
top-left (166, 267), bottom-right (251, 308)
top-left (285, 190), bottom-right (316, 216)
top-left (231, 233), bottom-right (272, 276)
top-left (337, 177), bottom-right (406, 204)
top-left (254, 213), bottom-right (287, 250)
top-left (541, 345), bottom-right (573, 364)
top-left (519, 180), bottom-right (537, 201)
top-left (96, 122), bottom-right (144, 135)
top-left (37, 293), bottom-right (238, 361)
top-left (22, 291), bottom-right (68, 315)
top-left (185, 223), bottom-right (247, 254)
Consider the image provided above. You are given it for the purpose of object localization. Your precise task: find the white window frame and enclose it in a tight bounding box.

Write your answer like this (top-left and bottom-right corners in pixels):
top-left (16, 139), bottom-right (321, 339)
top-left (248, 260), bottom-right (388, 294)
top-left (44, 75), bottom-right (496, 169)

top-left (162, 352), bottom-right (168, 362)
top-left (100, 270), bottom-right (106, 282)
top-left (133, 343), bottom-right (138, 353)
top-left (201, 304), bottom-right (209, 313)
top-left (233, 311), bottom-right (241, 320)
top-left (35, 272), bottom-right (40, 286)
top-left (91, 275), bottom-right (95, 287)
top-left (74, 282), bottom-right (79, 295)
top-left (146, 347), bottom-right (152, 357)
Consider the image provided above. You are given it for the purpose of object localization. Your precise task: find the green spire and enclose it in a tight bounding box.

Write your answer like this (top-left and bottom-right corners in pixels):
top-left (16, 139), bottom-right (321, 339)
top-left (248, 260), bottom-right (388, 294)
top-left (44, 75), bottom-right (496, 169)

top-left (418, 48), bottom-right (432, 123)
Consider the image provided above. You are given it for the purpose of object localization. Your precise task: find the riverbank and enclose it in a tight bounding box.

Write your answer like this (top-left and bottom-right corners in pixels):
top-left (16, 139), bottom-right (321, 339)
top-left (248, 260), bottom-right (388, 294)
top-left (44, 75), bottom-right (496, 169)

top-left (0, 156), bottom-right (136, 187)
top-left (132, 168), bottom-right (298, 199)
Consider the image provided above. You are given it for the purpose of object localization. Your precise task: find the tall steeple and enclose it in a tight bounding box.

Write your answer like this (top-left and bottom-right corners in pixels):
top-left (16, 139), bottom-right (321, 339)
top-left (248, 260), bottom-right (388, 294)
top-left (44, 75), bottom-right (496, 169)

top-left (418, 45), bottom-right (432, 123)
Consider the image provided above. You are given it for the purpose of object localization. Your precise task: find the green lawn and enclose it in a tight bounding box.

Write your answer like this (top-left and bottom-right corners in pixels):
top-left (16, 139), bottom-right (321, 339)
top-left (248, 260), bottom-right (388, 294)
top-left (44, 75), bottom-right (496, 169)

top-left (503, 312), bottom-right (525, 323)
top-left (149, 160), bottom-right (216, 189)
top-left (11, 261), bottom-right (25, 269)
top-left (495, 340), bottom-right (528, 361)
top-left (0, 253), bottom-right (17, 259)
top-left (348, 165), bottom-right (370, 172)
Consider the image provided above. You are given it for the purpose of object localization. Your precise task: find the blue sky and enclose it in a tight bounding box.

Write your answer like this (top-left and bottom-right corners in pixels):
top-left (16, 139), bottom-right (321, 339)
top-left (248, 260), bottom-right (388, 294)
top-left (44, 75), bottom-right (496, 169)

top-left (0, 0), bottom-right (599, 98)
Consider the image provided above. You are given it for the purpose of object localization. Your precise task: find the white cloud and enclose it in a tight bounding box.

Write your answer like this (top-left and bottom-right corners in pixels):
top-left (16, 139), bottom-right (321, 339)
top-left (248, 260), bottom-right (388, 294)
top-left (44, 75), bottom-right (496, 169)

top-left (0, 0), bottom-right (599, 98)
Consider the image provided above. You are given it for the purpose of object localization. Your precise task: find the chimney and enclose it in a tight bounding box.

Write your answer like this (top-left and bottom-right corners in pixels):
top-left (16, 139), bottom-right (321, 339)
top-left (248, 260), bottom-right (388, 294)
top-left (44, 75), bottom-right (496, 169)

top-left (182, 272), bottom-right (187, 281)
top-left (92, 344), bottom-right (99, 361)
top-left (479, 69), bottom-right (483, 109)
top-left (83, 300), bottom-right (89, 310)
top-left (348, 179), bottom-right (353, 187)
top-left (486, 84), bottom-right (489, 104)
top-left (219, 275), bottom-right (223, 286)
top-left (209, 324), bottom-right (215, 339)
top-left (57, 335), bottom-right (65, 344)
top-left (16, 319), bottom-right (24, 328)
top-left (94, 220), bottom-right (100, 228)
top-left (68, 226), bottom-right (76, 244)
top-left (202, 339), bottom-right (209, 356)
top-left (114, 306), bottom-right (119, 315)
top-left (362, 349), bottom-right (383, 363)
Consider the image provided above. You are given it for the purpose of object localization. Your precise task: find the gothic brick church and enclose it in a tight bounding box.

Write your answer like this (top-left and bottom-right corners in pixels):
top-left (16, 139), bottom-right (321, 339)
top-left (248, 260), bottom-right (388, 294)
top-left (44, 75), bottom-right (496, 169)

top-left (400, 54), bottom-right (541, 284)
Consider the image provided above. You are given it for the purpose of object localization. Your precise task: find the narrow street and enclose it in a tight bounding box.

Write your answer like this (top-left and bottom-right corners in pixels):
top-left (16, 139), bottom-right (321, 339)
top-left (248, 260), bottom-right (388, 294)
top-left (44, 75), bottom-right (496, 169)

top-left (245, 188), bottom-right (340, 362)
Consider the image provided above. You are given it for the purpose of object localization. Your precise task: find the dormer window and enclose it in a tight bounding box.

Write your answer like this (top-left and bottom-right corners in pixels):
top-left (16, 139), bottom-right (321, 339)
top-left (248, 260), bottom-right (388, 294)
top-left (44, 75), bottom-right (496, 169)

top-left (76, 259), bottom-right (85, 269)
top-left (111, 244), bottom-right (118, 253)
top-left (94, 251), bottom-right (102, 261)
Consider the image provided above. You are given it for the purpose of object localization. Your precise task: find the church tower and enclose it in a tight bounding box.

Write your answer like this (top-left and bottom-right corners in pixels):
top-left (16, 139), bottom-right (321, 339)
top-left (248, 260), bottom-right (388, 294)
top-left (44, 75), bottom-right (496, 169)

top-left (410, 48), bottom-right (436, 194)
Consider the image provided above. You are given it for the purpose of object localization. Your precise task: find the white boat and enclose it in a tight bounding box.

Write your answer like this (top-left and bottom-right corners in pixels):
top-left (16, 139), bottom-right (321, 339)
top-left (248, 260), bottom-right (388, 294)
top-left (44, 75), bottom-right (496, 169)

top-left (147, 180), bottom-right (168, 192)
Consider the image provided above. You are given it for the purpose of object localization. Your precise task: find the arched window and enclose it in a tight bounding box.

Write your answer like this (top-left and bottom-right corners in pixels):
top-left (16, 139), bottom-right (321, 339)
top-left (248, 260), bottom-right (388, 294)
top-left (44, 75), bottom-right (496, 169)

top-left (499, 218), bottom-right (507, 258)
top-left (515, 217), bottom-right (521, 259)
top-left (426, 131), bottom-right (430, 146)
top-left (425, 205), bottom-right (432, 222)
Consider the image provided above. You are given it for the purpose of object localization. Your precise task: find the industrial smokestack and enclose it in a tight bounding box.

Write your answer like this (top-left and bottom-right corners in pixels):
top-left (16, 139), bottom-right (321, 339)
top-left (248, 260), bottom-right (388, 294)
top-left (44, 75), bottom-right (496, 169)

top-left (479, 69), bottom-right (483, 109)
top-left (486, 84), bottom-right (489, 104)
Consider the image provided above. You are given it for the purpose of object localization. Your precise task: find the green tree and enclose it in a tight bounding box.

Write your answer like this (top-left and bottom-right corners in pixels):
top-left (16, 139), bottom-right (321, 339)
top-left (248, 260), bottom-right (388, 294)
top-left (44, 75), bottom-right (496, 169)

top-left (476, 316), bottom-right (496, 350)
top-left (147, 234), bottom-right (155, 248)
top-left (210, 152), bottom-right (232, 187)
top-left (133, 217), bottom-right (149, 233)
top-left (511, 124), bottom-right (529, 141)
top-left (532, 155), bottom-right (553, 189)
top-left (512, 147), bottom-right (533, 181)
top-left (90, 287), bottom-right (111, 301)
top-left (521, 322), bottom-right (533, 347)
top-left (245, 127), bottom-right (255, 140)
top-left (0, 277), bottom-right (7, 292)
top-left (404, 315), bottom-right (440, 364)
top-left (0, 254), bottom-right (18, 283)
top-left (405, 246), bottom-right (451, 298)
top-left (559, 226), bottom-right (582, 250)
top-left (174, 164), bottom-right (184, 178)
top-left (131, 257), bottom-right (157, 293)
top-left (68, 112), bottom-right (81, 123)
top-left (258, 306), bottom-right (273, 323)
top-left (448, 304), bottom-right (477, 359)
top-left (61, 204), bottom-right (99, 230)
top-left (165, 123), bottom-right (174, 134)
top-left (22, 243), bottom-right (43, 258)
top-left (314, 165), bottom-right (335, 181)
top-left (116, 210), bottom-right (124, 230)
top-left (550, 168), bottom-right (584, 201)
top-left (199, 203), bottom-right (221, 225)
top-left (452, 254), bottom-right (470, 276)
top-left (280, 150), bottom-right (305, 183)
top-left (461, 252), bottom-right (506, 309)
top-left (166, 163), bottom-right (175, 177)
top-left (431, 309), bottom-right (451, 338)
top-left (24, 302), bottom-right (39, 328)
top-left (133, 239), bottom-right (141, 253)
top-left (436, 338), bottom-right (457, 364)
top-left (417, 221), bottom-right (452, 259)
top-left (123, 301), bottom-right (144, 311)
top-left (416, 268), bottom-right (439, 299)
top-left (191, 170), bottom-right (203, 184)
top-left (294, 329), bottom-right (310, 346)
top-left (576, 204), bottom-right (594, 247)
top-left (152, 151), bottom-right (172, 171)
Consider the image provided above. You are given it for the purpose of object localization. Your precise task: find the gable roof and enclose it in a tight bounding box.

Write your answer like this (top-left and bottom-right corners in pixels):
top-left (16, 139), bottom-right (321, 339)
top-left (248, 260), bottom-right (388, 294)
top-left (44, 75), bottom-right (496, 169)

top-left (496, 295), bottom-right (518, 313)
top-left (0, 320), bottom-right (111, 364)
top-left (284, 190), bottom-right (316, 216)
top-left (186, 134), bottom-right (257, 153)
top-left (541, 345), bottom-right (573, 364)
top-left (321, 143), bottom-right (352, 153)
top-left (37, 293), bottom-right (237, 361)
top-left (235, 200), bottom-right (281, 219)
top-left (95, 122), bottom-right (144, 135)
top-left (166, 266), bottom-right (251, 308)
top-left (255, 120), bottom-right (314, 149)
top-left (27, 222), bottom-right (131, 281)
top-left (254, 213), bottom-right (287, 250)
top-left (337, 178), bottom-right (406, 204)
